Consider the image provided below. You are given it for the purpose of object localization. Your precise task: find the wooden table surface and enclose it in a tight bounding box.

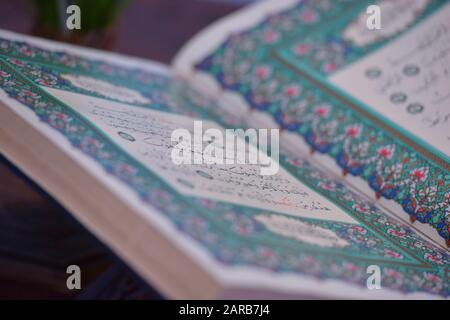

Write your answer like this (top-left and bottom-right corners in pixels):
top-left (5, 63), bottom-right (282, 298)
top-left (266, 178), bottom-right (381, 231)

top-left (0, 0), bottom-right (241, 299)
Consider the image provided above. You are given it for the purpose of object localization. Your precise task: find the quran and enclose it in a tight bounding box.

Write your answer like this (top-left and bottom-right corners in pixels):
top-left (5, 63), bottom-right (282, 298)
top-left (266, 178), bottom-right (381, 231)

top-left (0, 0), bottom-right (449, 299)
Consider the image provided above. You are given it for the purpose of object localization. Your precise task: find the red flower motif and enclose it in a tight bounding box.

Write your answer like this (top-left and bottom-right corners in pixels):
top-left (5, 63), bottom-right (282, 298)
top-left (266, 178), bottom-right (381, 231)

top-left (344, 262), bottom-right (359, 272)
top-left (8, 59), bottom-right (24, 67)
top-left (377, 145), bottom-right (394, 159)
top-left (262, 30), bottom-right (279, 44)
top-left (21, 49), bottom-right (33, 56)
top-left (55, 112), bottom-right (69, 121)
top-left (345, 124), bottom-right (361, 138)
top-left (385, 269), bottom-right (400, 277)
top-left (319, 182), bottom-right (335, 191)
top-left (410, 167), bottom-right (428, 182)
top-left (387, 228), bottom-right (405, 238)
top-left (22, 90), bottom-right (38, 99)
top-left (323, 62), bottom-right (337, 73)
top-left (287, 158), bottom-right (302, 167)
top-left (293, 44), bottom-right (310, 56)
top-left (424, 272), bottom-right (441, 282)
top-left (351, 225), bottom-right (366, 234)
top-left (259, 247), bottom-right (274, 258)
top-left (352, 204), bottom-right (369, 213)
top-left (117, 163), bottom-right (135, 175)
top-left (384, 249), bottom-right (403, 259)
top-left (83, 136), bottom-right (102, 148)
top-left (284, 84), bottom-right (300, 98)
top-left (254, 66), bottom-right (271, 79)
top-left (424, 253), bottom-right (443, 265)
top-left (314, 105), bottom-right (330, 117)
top-left (299, 10), bottom-right (318, 23)
top-left (36, 79), bottom-right (50, 86)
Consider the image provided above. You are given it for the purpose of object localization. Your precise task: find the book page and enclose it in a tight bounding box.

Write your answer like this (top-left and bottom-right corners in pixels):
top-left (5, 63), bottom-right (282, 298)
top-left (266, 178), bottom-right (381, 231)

top-left (0, 30), bottom-right (448, 299)
top-left (330, 3), bottom-right (450, 161)
top-left (43, 86), bottom-right (356, 225)
top-left (173, 0), bottom-right (450, 249)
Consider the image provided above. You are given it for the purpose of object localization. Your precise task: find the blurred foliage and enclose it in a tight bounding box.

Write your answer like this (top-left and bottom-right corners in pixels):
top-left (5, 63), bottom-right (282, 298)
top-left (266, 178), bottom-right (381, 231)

top-left (33, 0), bottom-right (130, 33)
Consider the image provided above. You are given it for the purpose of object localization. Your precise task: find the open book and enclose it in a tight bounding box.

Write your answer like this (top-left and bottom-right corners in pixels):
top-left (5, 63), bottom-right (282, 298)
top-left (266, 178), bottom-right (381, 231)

top-left (0, 0), bottom-right (448, 299)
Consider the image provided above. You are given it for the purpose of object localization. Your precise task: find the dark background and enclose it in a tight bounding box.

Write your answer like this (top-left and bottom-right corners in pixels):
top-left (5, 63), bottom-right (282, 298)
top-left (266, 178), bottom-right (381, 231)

top-left (0, 0), bottom-right (243, 299)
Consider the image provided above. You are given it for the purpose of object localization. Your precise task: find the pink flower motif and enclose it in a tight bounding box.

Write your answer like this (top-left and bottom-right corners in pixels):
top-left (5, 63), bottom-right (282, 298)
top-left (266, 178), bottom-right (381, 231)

top-left (319, 181), bottom-right (335, 191)
top-left (344, 262), bottom-right (359, 272)
top-left (254, 66), bottom-right (271, 79)
top-left (423, 272), bottom-right (441, 283)
top-left (287, 158), bottom-right (302, 167)
top-left (345, 124), bottom-right (362, 138)
top-left (21, 49), bottom-right (33, 57)
top-left (410, 167), bottom-right (429, 182)
top-left (387, 228), bottom-right (405, 238)
top-left (384, 249), bottom-right (403, 259)
top-left (299, 10), bottom-right (318, 23)
top-left (22, 90), bottom-right (38, 99)
top-left (293, 44), bottom-right (310, 56)
top-left (234, 223), bottom-right (252, 235)
top-left (352, 203), bottom-right (369, 213)
top-left (424, 253), bottom-right (443, 265)
top-left (385, 268), bottom-right (400, 278)
top-left (377, 145), bottom-right (395, 159)
top-left (35, 78), bottom-right (50, 86)
top-left (314, 105), bottom-right (330, 117)
top-left (8, 59), bottom-right (24, 67)
top-left (55, 112), bottom-right (69, 121)
top-left (262, 30), bottom-right (279, 44)
top-left (60, 56), bottom-right (75, 67)
top-left (0, 70), bottom-right (9, 78)
top-left (351, 225), bottom-right (367, 234)
top-left (284, 84), bottom-right (300, 98)
top-left (83, 136), bottom-right (101, 148)
top-left (323, 62), bottom-right (337, 73)
top-left (117, 163), bottom-right (136, 175)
